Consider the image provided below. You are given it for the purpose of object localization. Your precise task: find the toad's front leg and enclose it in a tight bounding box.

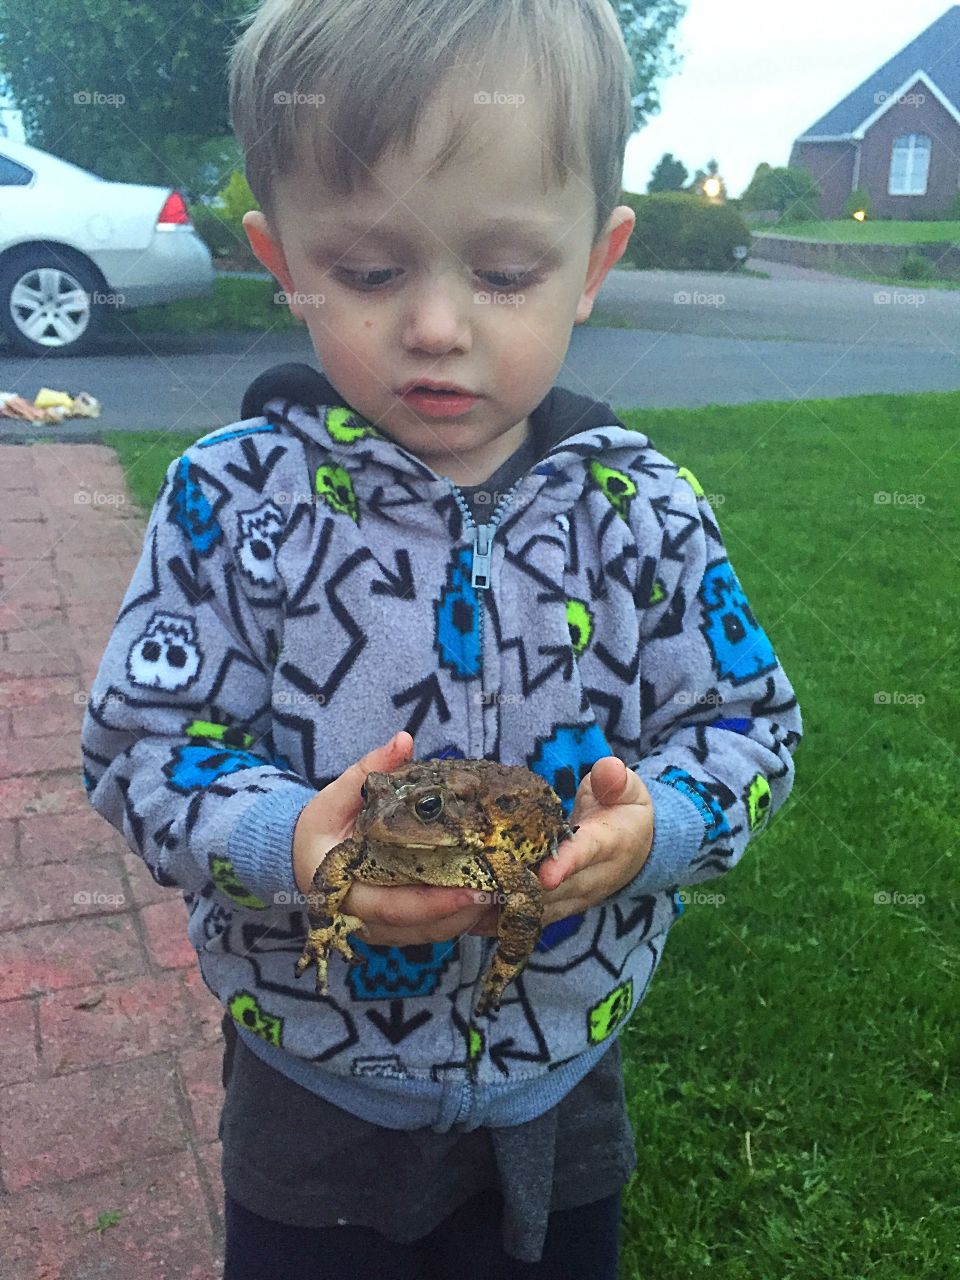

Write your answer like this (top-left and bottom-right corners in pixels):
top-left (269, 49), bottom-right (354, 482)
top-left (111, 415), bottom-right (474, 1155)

top-left (294, 838), bottom-right (368, 996)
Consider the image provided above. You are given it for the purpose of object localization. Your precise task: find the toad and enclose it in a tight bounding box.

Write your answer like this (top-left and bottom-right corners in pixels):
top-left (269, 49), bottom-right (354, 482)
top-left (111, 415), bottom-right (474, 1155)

top-left (294, 758), bottom-right (576, 1016)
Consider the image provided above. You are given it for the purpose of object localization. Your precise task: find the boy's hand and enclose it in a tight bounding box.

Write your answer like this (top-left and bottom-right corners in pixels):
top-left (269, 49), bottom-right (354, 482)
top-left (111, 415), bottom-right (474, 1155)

top-left (467, 757), bottom-right (655, 935)
top-left (292, 732), bottom-right (488, 945)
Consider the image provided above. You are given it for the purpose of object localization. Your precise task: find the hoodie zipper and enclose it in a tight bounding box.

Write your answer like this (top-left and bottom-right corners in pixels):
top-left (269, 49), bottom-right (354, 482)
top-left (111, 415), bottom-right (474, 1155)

top-left (447, 480), bottom-right (520, 590)
top-left (447, 479), bottom-right (521, 1057)
top-left (446, 478), bottom-right (521, 738)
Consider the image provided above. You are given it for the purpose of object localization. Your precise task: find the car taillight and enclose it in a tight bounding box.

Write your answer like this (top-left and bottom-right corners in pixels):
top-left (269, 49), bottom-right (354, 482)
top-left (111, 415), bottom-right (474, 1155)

top-left (156, 191), bottom-right (191, 227)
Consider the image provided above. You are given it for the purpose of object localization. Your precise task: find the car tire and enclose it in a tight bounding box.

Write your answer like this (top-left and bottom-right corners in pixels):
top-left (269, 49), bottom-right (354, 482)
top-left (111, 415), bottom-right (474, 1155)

top-left (0, 249), bottom-right (105, 357)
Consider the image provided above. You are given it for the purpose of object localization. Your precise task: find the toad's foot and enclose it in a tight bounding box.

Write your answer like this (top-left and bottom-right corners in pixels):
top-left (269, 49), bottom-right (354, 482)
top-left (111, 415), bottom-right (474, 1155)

top-left (294, 914), bottom-right (368, 996)
top-left (473, 944), bottom-right (530, 1017)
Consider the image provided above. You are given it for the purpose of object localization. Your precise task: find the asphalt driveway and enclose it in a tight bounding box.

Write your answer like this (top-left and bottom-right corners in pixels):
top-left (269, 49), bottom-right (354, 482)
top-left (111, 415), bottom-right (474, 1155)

top-left (0, 263), bottom-right (957, 440)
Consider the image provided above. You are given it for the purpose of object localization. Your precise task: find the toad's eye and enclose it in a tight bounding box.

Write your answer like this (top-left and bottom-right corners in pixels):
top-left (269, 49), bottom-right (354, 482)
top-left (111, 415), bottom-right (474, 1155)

top-left (414, 792), bottom-right (444, 822)
top-left (360, 782), bottom-right (368, 802)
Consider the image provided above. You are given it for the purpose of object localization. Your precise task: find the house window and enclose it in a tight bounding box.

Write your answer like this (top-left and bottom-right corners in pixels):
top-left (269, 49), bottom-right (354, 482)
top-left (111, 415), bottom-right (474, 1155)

top-left (889, 134), bottom-right (931, 195)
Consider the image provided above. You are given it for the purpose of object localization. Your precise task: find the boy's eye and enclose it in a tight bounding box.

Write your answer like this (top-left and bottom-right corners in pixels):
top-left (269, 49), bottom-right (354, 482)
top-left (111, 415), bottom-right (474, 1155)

top-left (334, 267), bottom-right (399, 290)
top-left (332, 266), bottom-right (541, 292)
top-left (480, 270), bottom-right (539, 290)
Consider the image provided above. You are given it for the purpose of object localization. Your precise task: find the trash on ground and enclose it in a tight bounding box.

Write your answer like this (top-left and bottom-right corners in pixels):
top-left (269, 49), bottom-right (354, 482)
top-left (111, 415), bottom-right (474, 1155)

top-left (0, 387), bottom-right (101, 423)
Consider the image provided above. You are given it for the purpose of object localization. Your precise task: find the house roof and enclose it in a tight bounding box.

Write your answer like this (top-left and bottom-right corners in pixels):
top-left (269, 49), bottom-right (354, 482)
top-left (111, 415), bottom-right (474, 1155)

top-left (796, 5), bottom-right (960, 140)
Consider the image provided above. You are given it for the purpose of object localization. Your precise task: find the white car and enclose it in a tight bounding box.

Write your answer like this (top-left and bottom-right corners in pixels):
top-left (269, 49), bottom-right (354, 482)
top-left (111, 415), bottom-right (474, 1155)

top-left (0, 138), bottom-right (214, 356)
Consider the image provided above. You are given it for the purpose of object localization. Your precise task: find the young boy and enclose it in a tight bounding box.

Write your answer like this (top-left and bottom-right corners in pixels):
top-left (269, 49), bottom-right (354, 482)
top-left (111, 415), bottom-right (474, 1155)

top-left (80, 0), bottom-right (803, 1275)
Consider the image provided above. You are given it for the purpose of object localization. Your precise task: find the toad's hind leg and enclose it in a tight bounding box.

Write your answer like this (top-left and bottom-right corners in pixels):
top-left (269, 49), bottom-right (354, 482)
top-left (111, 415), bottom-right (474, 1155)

top-left (294, 838), bottom-right (367, 996)
top-left (474, 856), bottom-right (543, 1017)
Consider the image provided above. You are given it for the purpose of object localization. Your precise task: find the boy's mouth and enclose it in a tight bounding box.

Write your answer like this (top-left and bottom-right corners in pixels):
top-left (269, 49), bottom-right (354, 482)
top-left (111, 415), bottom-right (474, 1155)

top-left (398, 379), bottom-right (477, 396)
top-left (397, 383), bottom-right (481, 418)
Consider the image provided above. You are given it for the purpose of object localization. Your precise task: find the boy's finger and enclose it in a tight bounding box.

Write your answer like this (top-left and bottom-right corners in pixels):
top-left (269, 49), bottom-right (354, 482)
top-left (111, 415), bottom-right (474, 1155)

top-left (531, 797), bottom-right (596, 888)
top-left (345, 901), bottom-right (483, 952)
top-left (571, 757), bottom-right (651, 821)
top-left (538, 837), bottom-right (589, 889)
top-left (358, 913), bottom-right (482, 947)
top-left (346, 881), bottom-right (479, 927)
top-left (466, 906), bottom-right (501, 935)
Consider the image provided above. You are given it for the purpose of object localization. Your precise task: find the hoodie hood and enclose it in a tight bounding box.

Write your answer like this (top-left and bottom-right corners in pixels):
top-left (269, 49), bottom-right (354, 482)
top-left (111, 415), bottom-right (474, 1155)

top-left (240, 362), bottom-right (632, 473)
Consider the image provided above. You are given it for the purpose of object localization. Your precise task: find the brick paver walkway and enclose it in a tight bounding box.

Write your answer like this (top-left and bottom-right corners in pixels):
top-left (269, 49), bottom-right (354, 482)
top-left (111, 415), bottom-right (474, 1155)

top-left (0, 444), bottom-right (225, 1279)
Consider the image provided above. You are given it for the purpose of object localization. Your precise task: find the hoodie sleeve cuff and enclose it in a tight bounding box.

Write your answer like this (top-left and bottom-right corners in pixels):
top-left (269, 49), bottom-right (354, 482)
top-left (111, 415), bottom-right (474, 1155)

top-left (626, 775), bottom-right (708, 895)
top-left (226, 783), bottom-right (318, 907)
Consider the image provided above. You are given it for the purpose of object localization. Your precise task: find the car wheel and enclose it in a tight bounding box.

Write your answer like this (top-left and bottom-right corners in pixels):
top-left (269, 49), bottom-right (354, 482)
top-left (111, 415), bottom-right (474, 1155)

top-left (0, 250), bottom-right (105, 356)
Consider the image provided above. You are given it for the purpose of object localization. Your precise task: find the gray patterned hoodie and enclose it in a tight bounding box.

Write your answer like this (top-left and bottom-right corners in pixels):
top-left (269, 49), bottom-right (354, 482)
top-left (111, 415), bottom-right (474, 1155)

top-left (80, 375), bottom-right (802, 1134)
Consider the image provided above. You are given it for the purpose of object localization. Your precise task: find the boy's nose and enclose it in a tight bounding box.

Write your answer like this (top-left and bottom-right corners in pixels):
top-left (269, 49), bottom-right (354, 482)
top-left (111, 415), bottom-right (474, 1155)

top-left (401, 280), bottom-right (472, 353)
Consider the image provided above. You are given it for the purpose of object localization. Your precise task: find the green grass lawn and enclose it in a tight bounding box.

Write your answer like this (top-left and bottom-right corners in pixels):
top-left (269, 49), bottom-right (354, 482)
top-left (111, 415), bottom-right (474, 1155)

top-left (101, 389), bottom-right (960, 1278)
top-left (115, 274), bottom-right (303, 336)
top-left (759, 220), bottom-right (960, 244)
top-left (811, 265), bottom-right (960, 291)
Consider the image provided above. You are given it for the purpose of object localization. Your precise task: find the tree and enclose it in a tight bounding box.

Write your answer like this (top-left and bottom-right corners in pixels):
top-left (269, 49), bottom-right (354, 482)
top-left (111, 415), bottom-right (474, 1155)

top-left (741, 161), bottom-right (773, 201)
top-left (616, 1), bottom-right (687, 130)
top-left (0, 0), bottom-right (688, 199)
top-left (0, 0), bottom-right (250, 199)
top-left (648, 151), bottom-right (688, 193)
top-left (687, 158), bottom-right (727, 200)
top-left (741, 164), bottom-right (821, 220)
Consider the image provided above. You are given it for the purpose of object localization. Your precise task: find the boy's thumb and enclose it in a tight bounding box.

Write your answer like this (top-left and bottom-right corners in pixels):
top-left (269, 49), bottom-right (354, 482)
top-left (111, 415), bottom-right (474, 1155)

top-left (371, 731), bottom-right (414, 772)
top-left (314, 732), bottom-right (415, 832)
top-left (340, 731), bottom-right (414, 799)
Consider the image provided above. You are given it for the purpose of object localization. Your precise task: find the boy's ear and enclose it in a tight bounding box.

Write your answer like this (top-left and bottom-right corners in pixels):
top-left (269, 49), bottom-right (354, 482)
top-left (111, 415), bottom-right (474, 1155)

top-left (574, 206), bottom-right (636, 325)
top-left (242, 211), bottom-right (304, 322)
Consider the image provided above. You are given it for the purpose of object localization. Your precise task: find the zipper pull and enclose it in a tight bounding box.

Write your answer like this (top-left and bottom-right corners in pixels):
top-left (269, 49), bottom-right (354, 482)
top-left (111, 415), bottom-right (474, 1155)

top-left (471, 523), bottom-right (494, 589)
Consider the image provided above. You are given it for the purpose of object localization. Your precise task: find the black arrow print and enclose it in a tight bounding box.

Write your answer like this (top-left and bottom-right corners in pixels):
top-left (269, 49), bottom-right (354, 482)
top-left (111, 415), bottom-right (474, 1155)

top-left (371, 549), bottom-right (415, 599)
top-left (647, 585), bottom-right (687, 640)
top-left (366, 1000), bottom-right (433, 1044)
top-left (489, 1035), bottom-right (551, 1076)
top-left (169, 553), bottom-right (214, 608)
top-left (223, 437), bottom-right (287, 494)
top-left (612, 895), bottom-right (656, 939)
top-left (586, 563), bottom-right (607, 603)
top-left (392, 673), bottom-right (451, 737)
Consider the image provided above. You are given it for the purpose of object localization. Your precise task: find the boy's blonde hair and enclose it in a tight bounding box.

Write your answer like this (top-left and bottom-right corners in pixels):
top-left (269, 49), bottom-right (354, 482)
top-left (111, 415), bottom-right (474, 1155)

top-left (228, 0), bottom-right (634, 247)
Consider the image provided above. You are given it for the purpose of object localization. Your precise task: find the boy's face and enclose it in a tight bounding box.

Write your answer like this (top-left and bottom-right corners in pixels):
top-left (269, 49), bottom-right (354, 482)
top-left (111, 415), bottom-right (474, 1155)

top-left (244, 82), bottom-right (635, 485)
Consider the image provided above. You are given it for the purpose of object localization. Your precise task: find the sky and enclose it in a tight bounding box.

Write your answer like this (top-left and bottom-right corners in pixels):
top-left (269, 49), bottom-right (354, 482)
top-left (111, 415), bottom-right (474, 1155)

top-left (622, 0), bottom-right (956, 197)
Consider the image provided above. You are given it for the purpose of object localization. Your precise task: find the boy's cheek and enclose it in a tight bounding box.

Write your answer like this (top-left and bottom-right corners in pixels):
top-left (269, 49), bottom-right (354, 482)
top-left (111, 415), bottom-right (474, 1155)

top-left (310, 328), bottom-right (373, 388)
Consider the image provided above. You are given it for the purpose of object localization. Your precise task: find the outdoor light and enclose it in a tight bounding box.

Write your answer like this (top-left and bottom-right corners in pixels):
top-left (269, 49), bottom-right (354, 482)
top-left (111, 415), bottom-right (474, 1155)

top-left (853, 210), bottom-right (867, 222)
top-left (703, 176), bottom-right (722, 199)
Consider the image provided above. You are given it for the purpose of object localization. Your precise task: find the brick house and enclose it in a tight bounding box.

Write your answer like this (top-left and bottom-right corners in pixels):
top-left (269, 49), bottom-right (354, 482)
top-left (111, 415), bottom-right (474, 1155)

top-left (789, 5), bottom-right (960, 218)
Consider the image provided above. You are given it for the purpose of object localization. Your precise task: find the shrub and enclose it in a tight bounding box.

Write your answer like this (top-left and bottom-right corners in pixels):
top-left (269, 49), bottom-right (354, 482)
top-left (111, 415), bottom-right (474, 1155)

top-left (621, 192), bottom-right (751, 271)
top-left (780, 198), bottom-right (818, 225)
top-left (680, 203), bottom-right (753, 270)
top-left (843, 187), bottom-right (873, 220)
top-left (191, 169), bottom-right (261, 268)
top-left (742, 164), bottom-right (821, 220)
top-left (190, 204), bottom-right (237, 259)
top-left (899, 252), bottom-right (935, 281)
top-left (621, 191), bottom-right (695, 268)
